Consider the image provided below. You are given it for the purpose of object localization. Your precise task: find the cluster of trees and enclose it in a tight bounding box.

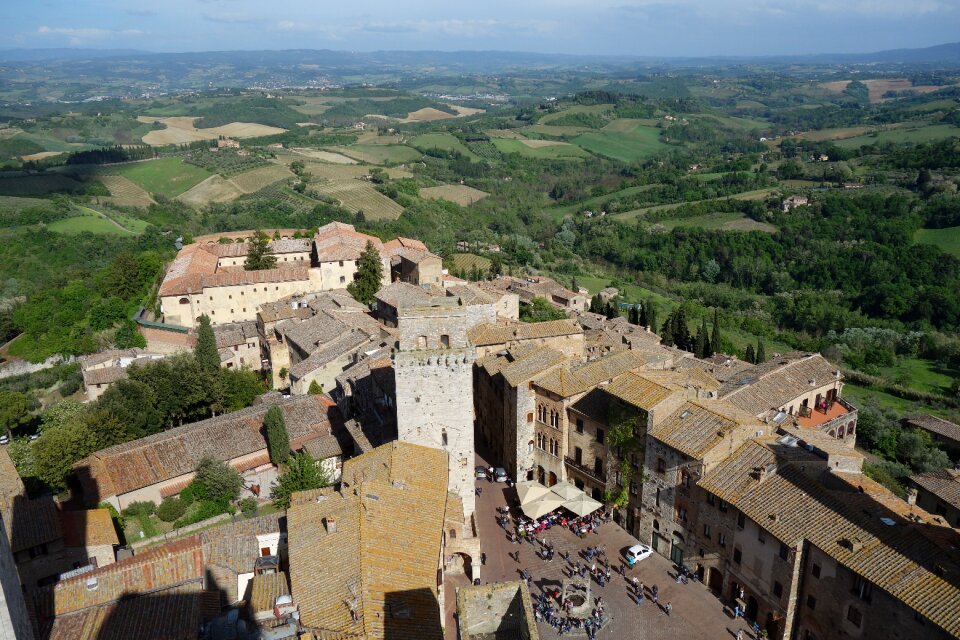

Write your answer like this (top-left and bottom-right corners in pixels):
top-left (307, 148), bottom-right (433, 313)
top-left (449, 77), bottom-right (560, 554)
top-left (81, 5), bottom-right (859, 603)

top-left (21, 317), bottom-right (264, 491)
top-left (65, 145), bottom-right (153, 165)
top-left (346, 240), bottom-right (384, 305)
top-left (857, 400), bottom-right (952, 496)
top-left (519, 297), bottom-right (567, 323)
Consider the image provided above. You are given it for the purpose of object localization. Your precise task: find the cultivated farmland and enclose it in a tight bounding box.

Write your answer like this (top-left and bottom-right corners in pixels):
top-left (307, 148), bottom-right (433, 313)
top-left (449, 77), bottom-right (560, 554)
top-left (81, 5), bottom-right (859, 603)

top-left (96, 175), bottom-right (156, 208)
top-left (176, 176), bottom-right (244, 206)
top-left (138, 116), bottom-right (287, 145)
top-left (449, 253), bottom-right (491, 273)
top-left (570, 120), bottom-right (669, 163)
top-left (311, 180), bottom-right (404, 220)
top-left (410, 133), bottom-right (478, 159)
top-left (330, 144), bottom-right (421, 165)
top-left (230, 164), bottom-right (295, 194)
top-left (492, 138), bottom-right (591, 160)
top-left (420, 184), bottom-right (489, 206)
top-left (113, 157), bottom-right (211, 198)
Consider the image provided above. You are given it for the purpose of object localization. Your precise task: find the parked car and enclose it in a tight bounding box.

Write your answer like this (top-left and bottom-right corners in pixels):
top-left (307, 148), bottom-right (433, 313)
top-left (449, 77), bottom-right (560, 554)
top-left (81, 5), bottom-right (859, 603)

top-left (0, 435), bottom-right (8, 445)
top-left (493, 467), bottom-right (509, 483)
top-left (625, 544), bottom-right (653, 566)
top-left (475, 465), bottom-right (488, 480)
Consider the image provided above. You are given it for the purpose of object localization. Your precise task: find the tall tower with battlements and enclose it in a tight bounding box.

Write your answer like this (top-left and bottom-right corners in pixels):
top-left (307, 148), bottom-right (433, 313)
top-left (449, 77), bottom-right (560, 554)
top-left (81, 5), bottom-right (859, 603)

top-left (394, 297), bottom-right (477, 518)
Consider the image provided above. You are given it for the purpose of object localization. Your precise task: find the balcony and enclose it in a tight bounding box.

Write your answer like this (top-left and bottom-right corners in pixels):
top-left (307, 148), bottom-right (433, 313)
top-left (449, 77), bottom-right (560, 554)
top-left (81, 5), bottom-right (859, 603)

top-left (796, 397), bottom-right (857, 434)
top-left (565, 457), bottom-right (606, 483)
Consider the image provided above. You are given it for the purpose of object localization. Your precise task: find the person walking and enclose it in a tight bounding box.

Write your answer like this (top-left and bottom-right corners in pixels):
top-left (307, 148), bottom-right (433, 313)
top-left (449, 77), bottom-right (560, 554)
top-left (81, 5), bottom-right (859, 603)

top-left (736, 631), bottom-right (743, 640)
top-left (665, 602), bottom-right (672, 616)
top-left (481, 552), bottom-right (487, 565)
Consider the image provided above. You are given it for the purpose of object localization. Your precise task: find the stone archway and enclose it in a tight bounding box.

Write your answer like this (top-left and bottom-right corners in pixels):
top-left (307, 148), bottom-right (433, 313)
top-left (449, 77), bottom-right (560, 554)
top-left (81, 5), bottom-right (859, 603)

top-left (448, 552), bottom-right (474, 581)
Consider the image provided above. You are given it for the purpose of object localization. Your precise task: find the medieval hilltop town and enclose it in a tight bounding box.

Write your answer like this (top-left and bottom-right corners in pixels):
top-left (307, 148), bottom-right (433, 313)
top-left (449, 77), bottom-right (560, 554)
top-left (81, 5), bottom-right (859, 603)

top-left (0, 224), bottom-right (955, 640)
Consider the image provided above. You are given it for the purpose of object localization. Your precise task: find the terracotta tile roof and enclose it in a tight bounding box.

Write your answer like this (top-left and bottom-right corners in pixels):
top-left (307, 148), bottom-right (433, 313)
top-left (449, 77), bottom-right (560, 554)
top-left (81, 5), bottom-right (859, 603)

top-left (905, 415), bottom-right (960, 443)
top-left (75, 395), bottom-right (333, 498)
top-left (719, 353), bottom-right (841, 416)
top-left (213, 237), bottom-right (311, 258)
top-left (2, 495), bottom-right (61, 554)
top-left (82, 366), bottom-right (128, 386)
top-left (375, 282), bottom-right (433, 309)
top-left (301, 433), bottom-right (346, 460)
top-left (289, 330), bottom-right (376, 380)
top-left (536, 350), bottom-right (647, 398)
top-left (680, 355), bottom-right (755, 383)
top-left (213, 321), bottom-right (258, 348)
top-left (314, 221), bottom-right (383, 262)
top-left (603, 371), bottom-right (681, 410)
top-left (59, 508), bottom-right (119, 549)
top-left (199, 266), bottom-right (310, 290)
top-left (500, 348), bottom-right (568, 388)
top-left (307, 289), bottom-right (366, 313)
top-left (383, 237), bottom-right (428, 254)
top-left (467, 319), bottom-right (581, 347)
top-left (389, 247), bottom-right (439, 266)
top-left (700, 440), bottom-right (960, 637)
top-left (158, 244), bottom-right (220, 297)
top-left (288, 442), bottom-right (447, 640)
top-left (200, 513), bottom-right (284, 575)
top-left (258, 298), bottom-right (315, 324)
top-left (651, 400), bottom-right (762, 459)
top-left (45, 584), bottom-right (202, 640)
top-left (250, 571), bottom-right (289, 615)
top-left (79, 348), bottom-right (158, 370)
top-left (445, 284), bottom-right (498, 306)
top-left (911, 468), bottom-right (960, 511)
top-left (50, 536), bottom-right (205, 617)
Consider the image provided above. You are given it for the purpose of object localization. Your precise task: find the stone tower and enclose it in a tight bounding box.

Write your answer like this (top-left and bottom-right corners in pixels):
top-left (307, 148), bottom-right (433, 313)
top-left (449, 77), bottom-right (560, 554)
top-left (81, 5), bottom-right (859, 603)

top-left (394, 297), bottom-right (476, 518)
top-left (0, 511), bottom-right (34, 640)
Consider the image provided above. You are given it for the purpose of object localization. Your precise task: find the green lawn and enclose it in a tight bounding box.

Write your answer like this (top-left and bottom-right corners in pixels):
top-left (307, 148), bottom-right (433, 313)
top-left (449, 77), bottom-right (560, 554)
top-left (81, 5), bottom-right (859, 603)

top-left (49, 209), bottom-right (132, 235)
top-left (114, 157), bottom-right (211, 198)
top-left (833, 124), bottom-right (960, 149)
top-left (570, 122), bottom-right (670, 163)
top-left (914, 226), bottom-right (960, 258)
top-left (491, 138), bottom-right (592, 160)
top-left (409, 133), bottom-right (478, 160)
top-left (879, 358), bottom-right (957, 395)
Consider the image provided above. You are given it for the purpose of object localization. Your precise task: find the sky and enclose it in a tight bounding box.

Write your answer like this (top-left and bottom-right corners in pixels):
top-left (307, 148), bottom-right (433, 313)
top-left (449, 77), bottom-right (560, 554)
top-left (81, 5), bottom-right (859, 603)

top-left (4, 0), bottom-right (959, 58)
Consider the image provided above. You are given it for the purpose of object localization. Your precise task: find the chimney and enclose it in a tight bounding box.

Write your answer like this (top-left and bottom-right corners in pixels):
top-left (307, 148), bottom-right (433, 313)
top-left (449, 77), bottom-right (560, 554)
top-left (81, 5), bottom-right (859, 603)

top-left (325, 516), bottom-right (337, 534)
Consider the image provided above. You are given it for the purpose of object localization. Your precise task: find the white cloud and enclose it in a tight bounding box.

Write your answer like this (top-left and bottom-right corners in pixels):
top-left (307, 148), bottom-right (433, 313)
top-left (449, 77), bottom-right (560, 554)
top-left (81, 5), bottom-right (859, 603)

top-left (37, 26), bottom-right (144, 45)
top-left (202, 12), bottom-right (258, 24)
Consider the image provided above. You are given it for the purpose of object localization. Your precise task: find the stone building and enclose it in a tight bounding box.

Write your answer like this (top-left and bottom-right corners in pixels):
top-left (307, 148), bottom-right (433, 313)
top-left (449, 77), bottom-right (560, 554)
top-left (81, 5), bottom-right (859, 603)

top-left (903, 415), bottom-right (960, 461)
top-left (72, 395), bottom-right (343, 510)
top-left (213, 320), bottom-right (261, 371)
top-left (0, 510), bottom-right (34, 640)
top-left (79, 348), bottom-right (165, 402)
top-left (383, 237), bottom-right (443, 286)
top-left (394, 297), bottom-right (480, 518)
top-left (286, 441), bottom-right (479, 640)
top-left (468, 319), bottom-right (584, 359)
top-left (486, 275), bottom-right (588, 312)
top-left (696, 438), bottom-right (960, 640)
top-left (909, 467), bottom-right (960, 528)
top-left (457, 581), bottom-right (538, 640)
top-left (200, 512), bottom-right (285, 606)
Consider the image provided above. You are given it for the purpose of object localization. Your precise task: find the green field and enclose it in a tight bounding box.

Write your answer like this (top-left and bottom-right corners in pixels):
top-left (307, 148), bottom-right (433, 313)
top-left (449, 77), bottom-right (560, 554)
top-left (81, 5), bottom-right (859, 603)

top-left (547, 184), bottom-right (656, 220)
top-left (570, 121), bottom-right (669, 163)
top-left (0, 195), bottom-right (54, 214)
top-left (617, 188), bottom-right (779, 221)
top-left (48, 207), bottom-right (134, 235)
top-left (491, 138), bottom-right (591, 160)
top-left (331, 144), bottom-right (421, 165)
top-left (879, 357), bottom-right (957, 395)
top-left (538, 104), bottom-right (614, 125)
top-left (914, 226), bottom-right (960, 258)
top-left (659, 211), bottom-right (778, 233)
top-left (833, 124), bottom-right (960, 149)
top-left (113, 158), bottom-right (211, 198)
top-left (409, 133), bottom-right (478, 160)
top-left (449, 253), bottom-right (492, 273)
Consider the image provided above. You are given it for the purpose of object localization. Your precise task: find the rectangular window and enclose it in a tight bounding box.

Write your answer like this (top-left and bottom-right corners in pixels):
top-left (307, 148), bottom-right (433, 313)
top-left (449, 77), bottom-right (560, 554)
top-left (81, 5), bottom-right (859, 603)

top-left (527, 412), bottom-right (534, 423)
top-left (806, 595), bottom-right (816, 610)
top-left (656, 458), bottom-right (666, 474)
top-left (629, 480), bottom-right (637, 495)
top-left (718, 532), bottom-right (726, 547)
top-left (812, 563), bottom-right (821, 578)
top-left (737, 512), bottom-right (745, 529)
top-left (847, 606), bottom-right (862, 628)
top-left (852, 576), bottom-right (873, 603)
top-left (758, 529), bottom-right (765, 544)
top-left (703, 524), bottom-right (711, 537)
top-left (576, 419), bottom-right (584, 434)
top-left (773, 581), bottom-right (783, 598)
top-left (596, 428), bottom-right (605, 444)
top-left (733, 548), bottom-right (742, 565)
top-left (718, 499), bottom-right (728, 513)
top-left (779, 543), bottom-right (789, 561)
top-left (574, 447), bottom-right (583, 464)
top-left (706, 493), bottom-right (715, 506)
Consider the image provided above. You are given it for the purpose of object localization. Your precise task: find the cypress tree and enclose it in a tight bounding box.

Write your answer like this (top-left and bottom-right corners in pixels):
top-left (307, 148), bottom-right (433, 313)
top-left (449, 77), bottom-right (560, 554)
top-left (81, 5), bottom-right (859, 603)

top-left (698, 317), bottom-right (710, 358)
top-left (590, 294), bottom-right (602, 314)
top-left (347, 240), bottom-right (384, 305)
top-left (647, 300), bottom-right (657, 334)
top-left (745, 343), bottom-right (756, 364)
top-left (264, 405), bottom-right (290, 466)
top-left (694, 326), bottom-right (706, 359)
top-left (605, 301), bottom-right (617, 320)
top-left (757, 339), bottom-right (766, 363)
top-left (194, 315), bottom-right (220, 376)
top-left (244, 231), bottom-right (277, 271)
top-left (660, 318), bottom-right (674, 346)
top-left (711, 309), bottom-right (721, 357)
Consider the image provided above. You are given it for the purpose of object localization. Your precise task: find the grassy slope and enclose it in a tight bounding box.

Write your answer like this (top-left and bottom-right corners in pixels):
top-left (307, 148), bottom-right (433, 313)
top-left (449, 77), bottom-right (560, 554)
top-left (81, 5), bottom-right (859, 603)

top-left (491, 138), bottom-right (591, 160)
top-left (114, 158), bottom-right (211, 198)
top-left (833, 124), bottom-right (960, 149)
top-left (570, 121), bottom-right (669, 163)
top-left (914, 226), bottom-right (960, 258)
top-left (547, 185), bottom-right (656, 220)
top-left (409, 133), bottom-right (479, 160)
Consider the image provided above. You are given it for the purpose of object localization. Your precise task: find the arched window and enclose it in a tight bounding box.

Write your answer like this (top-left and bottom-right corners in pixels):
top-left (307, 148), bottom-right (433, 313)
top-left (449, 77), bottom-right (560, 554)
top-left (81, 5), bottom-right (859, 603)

top-left (179, 297), bottom-right (189, 304)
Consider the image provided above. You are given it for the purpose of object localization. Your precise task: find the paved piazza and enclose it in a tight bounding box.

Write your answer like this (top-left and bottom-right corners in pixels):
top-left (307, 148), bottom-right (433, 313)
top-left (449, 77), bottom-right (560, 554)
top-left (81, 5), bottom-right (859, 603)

top-left (466, 453), bottom-right (757, 639)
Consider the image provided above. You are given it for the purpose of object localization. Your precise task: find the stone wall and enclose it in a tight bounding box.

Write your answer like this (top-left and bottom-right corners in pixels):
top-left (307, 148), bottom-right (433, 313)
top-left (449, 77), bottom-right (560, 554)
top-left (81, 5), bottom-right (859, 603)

top-left (0, 512), bottom-right (34, 640)
top-left (456, 581), bottom-right (537, 640)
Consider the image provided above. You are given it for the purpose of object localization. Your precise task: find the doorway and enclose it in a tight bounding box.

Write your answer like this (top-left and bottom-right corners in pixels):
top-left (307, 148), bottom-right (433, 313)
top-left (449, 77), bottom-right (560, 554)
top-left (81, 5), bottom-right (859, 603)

top-left (708, 567), bottom-right (723, 593)
top-left (670, 539), bottom-right (684, 566)
top-left (746, 596), bottom-right (759, 622)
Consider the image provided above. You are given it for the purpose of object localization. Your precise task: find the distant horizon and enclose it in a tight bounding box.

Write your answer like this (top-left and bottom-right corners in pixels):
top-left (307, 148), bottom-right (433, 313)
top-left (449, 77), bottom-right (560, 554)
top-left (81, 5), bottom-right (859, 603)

top-left (0, 40), bottom-right (957, 60)
top-left (6, 1), bottom-right (959, 59)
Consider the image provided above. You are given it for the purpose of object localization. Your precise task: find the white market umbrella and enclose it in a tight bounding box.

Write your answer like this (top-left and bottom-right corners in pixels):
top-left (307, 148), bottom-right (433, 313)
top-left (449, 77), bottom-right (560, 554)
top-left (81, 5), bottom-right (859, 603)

top-left (521, 495), bottom-right (566, 520)
top-left (516, 480), bottom-right (552, 505)
top-left (549, 481), bottom-right (582, 501)
top-left (563, 494), bottom-right (603, 517)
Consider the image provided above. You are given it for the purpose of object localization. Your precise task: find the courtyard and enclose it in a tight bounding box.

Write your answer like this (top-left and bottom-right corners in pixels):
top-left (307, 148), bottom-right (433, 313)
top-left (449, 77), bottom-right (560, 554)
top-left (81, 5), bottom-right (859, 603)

top-left (465, 453), bottom-right (758, 640)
